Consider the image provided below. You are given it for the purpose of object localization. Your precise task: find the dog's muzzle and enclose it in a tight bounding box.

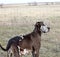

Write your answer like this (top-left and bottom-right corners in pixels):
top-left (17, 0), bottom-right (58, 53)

top-left (40, 25), bottom-right (50, 33)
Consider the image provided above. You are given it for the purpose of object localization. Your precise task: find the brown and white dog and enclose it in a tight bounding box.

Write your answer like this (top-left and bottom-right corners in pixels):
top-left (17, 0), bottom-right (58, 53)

top-left (0, 21), bottom-right (50, 57)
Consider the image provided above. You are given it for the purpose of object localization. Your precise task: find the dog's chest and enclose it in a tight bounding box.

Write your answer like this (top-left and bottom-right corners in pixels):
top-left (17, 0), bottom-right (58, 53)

top-left (20, 49), bottom-right (31, 55)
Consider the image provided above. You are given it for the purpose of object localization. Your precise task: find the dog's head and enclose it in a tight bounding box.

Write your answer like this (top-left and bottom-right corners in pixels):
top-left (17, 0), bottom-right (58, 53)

top-left (35, 21), bottom-right (50, 33)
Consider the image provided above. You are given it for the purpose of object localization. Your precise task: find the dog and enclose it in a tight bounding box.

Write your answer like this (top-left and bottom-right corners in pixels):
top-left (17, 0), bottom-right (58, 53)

top-left (0, 21), bottom-right (50, 57)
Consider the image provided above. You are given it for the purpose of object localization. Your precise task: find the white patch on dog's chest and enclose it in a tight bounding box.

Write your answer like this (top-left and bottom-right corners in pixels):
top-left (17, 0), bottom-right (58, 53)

top-left (18, 46), bottom-right (31, 55)
top-left (20, 49), bottom-right (31, 55)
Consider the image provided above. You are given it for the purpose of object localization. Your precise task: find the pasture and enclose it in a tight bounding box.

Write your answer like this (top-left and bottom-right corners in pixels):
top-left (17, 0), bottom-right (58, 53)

top-left (0, 4), bottom-right (60, 57)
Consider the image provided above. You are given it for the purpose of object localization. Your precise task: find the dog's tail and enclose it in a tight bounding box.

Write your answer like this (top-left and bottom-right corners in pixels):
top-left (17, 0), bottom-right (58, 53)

top-left (0, 40), bottom-right (12, 51)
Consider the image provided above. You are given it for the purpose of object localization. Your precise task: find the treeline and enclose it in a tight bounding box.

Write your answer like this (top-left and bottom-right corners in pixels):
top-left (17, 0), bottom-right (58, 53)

top-left (28, 2), bottom-right (60, 6)
top-left (0, 2), bottom-right (60, 8)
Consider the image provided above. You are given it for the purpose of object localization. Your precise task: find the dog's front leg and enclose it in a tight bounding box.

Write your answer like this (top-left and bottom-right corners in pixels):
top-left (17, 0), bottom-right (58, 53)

top-left (32, 49), bottom-right (39, 57)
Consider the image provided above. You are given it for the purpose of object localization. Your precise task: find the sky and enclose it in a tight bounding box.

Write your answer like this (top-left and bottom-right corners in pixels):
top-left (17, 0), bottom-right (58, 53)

top-left (0, 0), bottom-right (60, 4)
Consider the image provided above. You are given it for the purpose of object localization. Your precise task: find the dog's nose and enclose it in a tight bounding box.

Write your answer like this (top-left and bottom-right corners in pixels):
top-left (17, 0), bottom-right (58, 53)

top-left (48, 27), bottom-right (50, 31)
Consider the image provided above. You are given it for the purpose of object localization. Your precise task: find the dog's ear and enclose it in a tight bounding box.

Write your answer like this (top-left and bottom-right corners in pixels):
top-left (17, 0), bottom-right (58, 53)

top-left (35, 21), bottom-right (43, 27)
top-left (35, 22), bottom-right (39, 26)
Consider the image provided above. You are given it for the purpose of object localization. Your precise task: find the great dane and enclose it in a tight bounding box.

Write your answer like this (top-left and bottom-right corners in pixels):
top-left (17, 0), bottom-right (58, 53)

top-left (0, 21), bottom-right (50, 57)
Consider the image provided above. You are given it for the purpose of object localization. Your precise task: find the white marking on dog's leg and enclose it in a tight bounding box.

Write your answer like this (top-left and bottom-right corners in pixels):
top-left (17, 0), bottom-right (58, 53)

top-left (7, 48), bottom-right (13, 57)
top-left (17, 46), bottom-right (20, 55)
top-left (34, 51), bottom-right (37, 54)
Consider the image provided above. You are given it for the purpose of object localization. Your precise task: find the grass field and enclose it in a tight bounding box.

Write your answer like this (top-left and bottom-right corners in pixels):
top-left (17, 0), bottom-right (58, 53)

top-left (0, 4), bottom-right (60, 57)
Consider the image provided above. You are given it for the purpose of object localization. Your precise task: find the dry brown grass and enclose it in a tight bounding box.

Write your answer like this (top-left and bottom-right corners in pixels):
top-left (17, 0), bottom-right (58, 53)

top-left (0, 4), bottom-right (60, 57)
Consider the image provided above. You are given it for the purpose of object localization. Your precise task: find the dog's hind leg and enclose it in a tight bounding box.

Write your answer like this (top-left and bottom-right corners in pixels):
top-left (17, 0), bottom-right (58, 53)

top-left (7, 48), bottom-right (13, 57)
top-left (12, 45), bottom-right (20, 57)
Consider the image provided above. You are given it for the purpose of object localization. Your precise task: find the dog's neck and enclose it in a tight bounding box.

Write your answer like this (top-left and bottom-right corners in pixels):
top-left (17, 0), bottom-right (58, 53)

top-left (33, 27), bottom-right (41, 36)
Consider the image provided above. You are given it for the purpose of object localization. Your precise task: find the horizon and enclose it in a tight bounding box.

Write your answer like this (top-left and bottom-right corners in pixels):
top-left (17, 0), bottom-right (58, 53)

top-left (0, 0), bottom-right (60, 4)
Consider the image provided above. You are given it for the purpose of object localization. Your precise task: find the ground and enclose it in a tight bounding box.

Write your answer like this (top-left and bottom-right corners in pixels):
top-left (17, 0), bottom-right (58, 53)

top-left (0, 4), bottom-right (60, 57)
